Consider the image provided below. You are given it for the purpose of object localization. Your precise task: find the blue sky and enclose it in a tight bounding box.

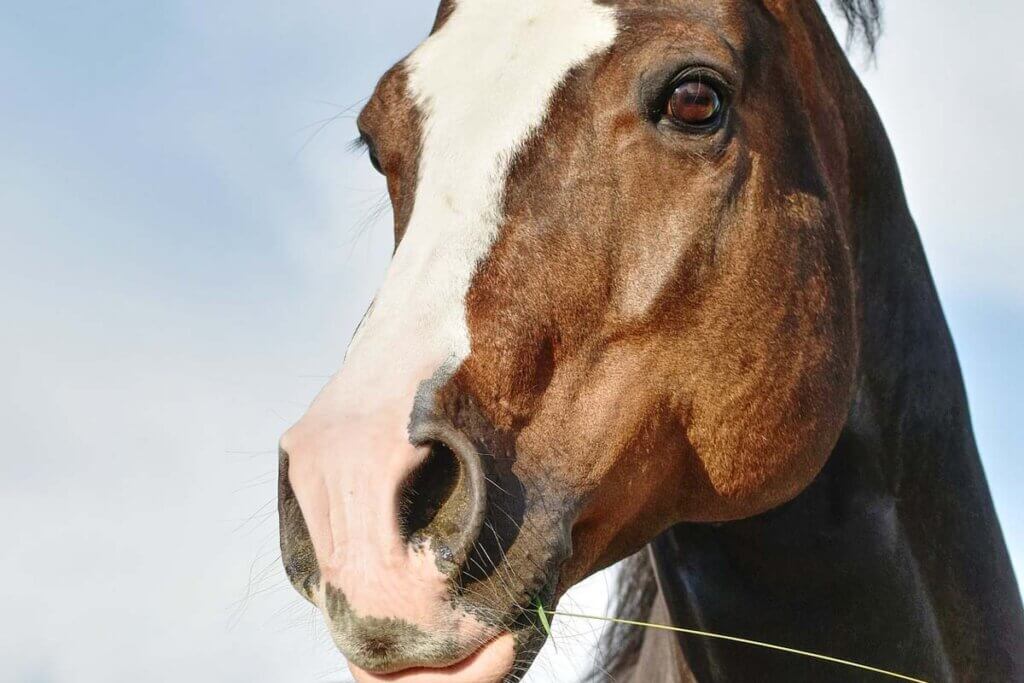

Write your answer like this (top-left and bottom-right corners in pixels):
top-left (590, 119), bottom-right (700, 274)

top-left (2, 1), bottom-right (1021, 681)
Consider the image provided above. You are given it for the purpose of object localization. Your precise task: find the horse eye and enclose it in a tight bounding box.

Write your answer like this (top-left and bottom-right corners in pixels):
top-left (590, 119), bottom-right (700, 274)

top-left (665, 79), bottom-right (722, 127)
top-left (367, 148), bottom-right (383, 174)
top-left (358, 133), bottom-right (384, 174)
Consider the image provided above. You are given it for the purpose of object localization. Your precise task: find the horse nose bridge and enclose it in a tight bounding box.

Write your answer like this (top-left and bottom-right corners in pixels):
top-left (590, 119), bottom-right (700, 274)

top-left (280, 414), bottom-right (427, 563)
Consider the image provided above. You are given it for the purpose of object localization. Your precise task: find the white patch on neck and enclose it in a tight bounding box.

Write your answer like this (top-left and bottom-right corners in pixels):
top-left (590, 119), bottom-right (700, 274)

top-left (340, 0), bottom-right (617, 410)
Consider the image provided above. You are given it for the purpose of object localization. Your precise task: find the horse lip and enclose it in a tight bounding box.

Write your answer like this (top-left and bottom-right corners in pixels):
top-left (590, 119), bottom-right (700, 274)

top-left (348, 633), bottom-right (516, 683)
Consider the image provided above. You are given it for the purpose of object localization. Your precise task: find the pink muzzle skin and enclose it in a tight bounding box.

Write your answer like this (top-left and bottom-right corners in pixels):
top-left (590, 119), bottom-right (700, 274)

top-left (281, 356), bottom-right (508, 678)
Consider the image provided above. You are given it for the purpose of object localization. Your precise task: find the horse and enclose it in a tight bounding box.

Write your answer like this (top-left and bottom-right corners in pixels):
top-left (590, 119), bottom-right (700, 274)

top-left (277, 0), bottom-right (1024, 680)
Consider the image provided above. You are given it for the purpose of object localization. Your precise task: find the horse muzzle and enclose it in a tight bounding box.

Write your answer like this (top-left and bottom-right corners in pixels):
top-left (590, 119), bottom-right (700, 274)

top-left (277, 375), bottom-right (524, 679)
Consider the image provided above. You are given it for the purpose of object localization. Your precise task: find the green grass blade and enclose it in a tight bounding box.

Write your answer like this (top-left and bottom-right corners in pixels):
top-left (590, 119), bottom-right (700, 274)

top-left (548, 610), bottom-right (928, 682)
top-left (535, 598), bottom-right (557, 652)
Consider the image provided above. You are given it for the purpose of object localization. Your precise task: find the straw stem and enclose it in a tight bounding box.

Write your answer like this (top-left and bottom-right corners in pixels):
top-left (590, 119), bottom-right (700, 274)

top-left (541, 607), bottom-right (929, 683)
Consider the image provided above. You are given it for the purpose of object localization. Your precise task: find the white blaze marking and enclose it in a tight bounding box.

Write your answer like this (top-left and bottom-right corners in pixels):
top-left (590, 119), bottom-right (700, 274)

top-left (342, 0), bottom-right (618, 401)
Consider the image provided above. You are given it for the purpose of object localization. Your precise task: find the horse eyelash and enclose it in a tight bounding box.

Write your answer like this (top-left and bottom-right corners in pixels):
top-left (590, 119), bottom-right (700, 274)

top-left (348, 135), bottom-right (369, 154)
top-left (350, 133), bottom-right (385, 175)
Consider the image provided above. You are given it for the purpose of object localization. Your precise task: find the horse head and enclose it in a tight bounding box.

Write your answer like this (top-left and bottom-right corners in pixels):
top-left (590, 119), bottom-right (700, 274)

top-left (277, 1), bottom-right (1020, 681)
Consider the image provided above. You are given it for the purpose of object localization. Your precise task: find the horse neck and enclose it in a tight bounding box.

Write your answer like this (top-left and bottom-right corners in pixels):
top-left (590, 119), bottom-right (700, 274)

top-left (651, 313), bottom-right (1023, 680)
top-left (841, 38), bottom-right (1024, 679)
top-left (650, 104), bottom-right (1024, 683)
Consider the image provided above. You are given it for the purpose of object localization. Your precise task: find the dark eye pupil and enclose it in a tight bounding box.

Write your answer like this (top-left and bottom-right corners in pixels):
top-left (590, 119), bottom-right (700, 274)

top-left (368, 149), bottom-right (383, 174)
top-left (667, 81), bottom-right (721, 125)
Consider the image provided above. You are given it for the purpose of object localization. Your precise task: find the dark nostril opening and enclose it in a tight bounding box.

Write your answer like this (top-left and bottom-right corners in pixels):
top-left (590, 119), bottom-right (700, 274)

top-left (399, 441), bottom-right (461, 543)
top-left (403, 424), bottom-right (487, 573)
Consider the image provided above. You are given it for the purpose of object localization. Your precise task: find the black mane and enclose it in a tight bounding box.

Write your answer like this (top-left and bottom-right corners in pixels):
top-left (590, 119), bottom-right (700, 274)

top-left (834, 0), bottom-right (882, 50)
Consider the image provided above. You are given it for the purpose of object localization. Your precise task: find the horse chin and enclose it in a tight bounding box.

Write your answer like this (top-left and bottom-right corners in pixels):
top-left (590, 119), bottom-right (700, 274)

top-left (347, 633), bottom-right (517, 683)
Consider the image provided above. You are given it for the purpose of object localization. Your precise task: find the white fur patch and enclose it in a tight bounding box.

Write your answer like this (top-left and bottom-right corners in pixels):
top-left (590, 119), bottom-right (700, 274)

top-left (341, 0), bottom-right (618, 400)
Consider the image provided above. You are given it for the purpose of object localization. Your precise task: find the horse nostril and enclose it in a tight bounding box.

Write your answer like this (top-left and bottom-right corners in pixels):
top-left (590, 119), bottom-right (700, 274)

top-left (278, 449), bottom-right (320, 603)
top-left (400, 428), bottom-right (487, 572)
top-left (399, 441), bottom-right (460, 541)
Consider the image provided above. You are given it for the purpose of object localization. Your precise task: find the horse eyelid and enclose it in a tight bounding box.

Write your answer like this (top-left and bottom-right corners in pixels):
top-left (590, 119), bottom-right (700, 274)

top-left (351, 133), bottom-right (384, 174)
